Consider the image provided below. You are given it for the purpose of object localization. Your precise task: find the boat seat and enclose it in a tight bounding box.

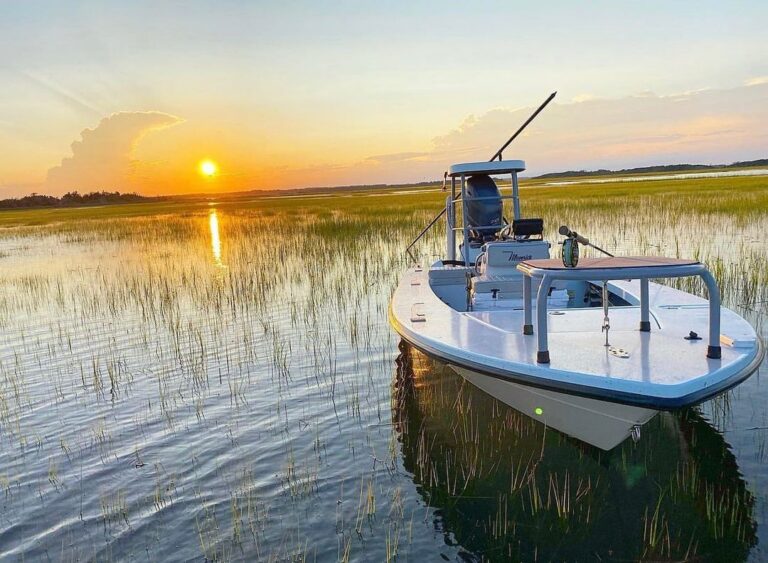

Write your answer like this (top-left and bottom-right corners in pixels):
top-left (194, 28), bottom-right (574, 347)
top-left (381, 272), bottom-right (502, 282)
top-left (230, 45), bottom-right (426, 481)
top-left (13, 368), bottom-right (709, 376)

top-left (479, 240), bottom-right (551, 276)
top-left (470, 274), bottom-right (568, 309)
top-left (471, 274), bottom-right (536, 298)
top-left (429, 265), bottom-right (472, 286)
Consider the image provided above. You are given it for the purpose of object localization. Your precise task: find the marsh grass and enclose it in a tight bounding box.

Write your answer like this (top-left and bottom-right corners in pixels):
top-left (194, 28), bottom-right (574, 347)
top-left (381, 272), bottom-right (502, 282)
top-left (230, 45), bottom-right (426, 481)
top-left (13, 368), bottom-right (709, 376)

top-left (0, 173), bottom-right (764, 560)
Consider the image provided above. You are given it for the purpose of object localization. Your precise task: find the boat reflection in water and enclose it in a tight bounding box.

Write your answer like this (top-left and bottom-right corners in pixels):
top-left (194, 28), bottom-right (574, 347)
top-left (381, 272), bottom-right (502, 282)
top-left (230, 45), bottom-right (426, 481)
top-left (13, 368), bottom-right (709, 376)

top-left (393, 343), bottom-right (756, 562)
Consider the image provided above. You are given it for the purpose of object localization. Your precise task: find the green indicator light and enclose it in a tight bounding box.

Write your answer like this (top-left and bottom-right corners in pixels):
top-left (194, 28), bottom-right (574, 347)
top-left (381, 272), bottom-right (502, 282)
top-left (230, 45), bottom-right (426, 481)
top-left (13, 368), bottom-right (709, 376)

top-left (534, 407), bottom-right (544, 416)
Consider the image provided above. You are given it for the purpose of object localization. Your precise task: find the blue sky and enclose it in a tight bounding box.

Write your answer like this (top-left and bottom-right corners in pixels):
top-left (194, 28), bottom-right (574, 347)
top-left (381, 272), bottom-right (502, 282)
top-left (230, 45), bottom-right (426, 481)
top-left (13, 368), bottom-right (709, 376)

top-left (1, 1), bottom-right (766, 195)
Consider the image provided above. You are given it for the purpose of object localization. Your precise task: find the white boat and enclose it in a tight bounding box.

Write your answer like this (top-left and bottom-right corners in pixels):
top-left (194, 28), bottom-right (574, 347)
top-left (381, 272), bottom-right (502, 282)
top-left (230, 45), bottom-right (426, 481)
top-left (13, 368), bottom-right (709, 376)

top-left (389, 158), bottom-right (763, 450)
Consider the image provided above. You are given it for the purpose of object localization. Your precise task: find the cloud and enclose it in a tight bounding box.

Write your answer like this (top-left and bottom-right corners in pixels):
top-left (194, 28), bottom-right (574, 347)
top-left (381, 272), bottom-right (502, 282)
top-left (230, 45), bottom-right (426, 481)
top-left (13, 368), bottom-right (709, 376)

top-left (46, 111), bottom-right (183, 193)
top-left (571, 94), bottom-right (600, 103)
top-left (366, 151), bottom-right (430, 164)
top-left (366, 83), bottom-right (768, 179)
top-left (745, 76), bottom-right (768, 86)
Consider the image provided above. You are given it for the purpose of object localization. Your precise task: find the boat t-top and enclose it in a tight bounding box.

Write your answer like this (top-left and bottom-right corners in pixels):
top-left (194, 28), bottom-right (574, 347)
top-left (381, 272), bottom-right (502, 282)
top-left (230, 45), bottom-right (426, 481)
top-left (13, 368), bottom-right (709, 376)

top-left (389, 95), bottom-right (763, 450)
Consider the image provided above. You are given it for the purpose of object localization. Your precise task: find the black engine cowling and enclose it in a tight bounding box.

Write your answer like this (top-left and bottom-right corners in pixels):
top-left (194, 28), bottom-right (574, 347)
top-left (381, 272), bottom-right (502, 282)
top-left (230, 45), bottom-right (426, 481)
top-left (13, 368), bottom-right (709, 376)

top-left (465, 174), bottom-right (502, 241)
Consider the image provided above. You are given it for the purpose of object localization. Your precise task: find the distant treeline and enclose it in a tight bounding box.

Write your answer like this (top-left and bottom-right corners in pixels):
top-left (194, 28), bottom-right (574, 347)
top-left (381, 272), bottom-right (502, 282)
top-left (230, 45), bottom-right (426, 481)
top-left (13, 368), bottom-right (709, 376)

top-left (3, 157), bottom-right (766, 208)
top-left (237, 179), bottom-right (440, 198)
top-left (533, 158), bottom-right (768, 179)
top-left (0, 191), bottom-right (159, 210)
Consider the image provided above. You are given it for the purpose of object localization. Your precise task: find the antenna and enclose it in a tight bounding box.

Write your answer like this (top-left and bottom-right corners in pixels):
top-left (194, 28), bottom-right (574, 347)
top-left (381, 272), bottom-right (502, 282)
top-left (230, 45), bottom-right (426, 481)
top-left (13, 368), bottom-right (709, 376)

top-left (489, 91), bottom-right (557, 162)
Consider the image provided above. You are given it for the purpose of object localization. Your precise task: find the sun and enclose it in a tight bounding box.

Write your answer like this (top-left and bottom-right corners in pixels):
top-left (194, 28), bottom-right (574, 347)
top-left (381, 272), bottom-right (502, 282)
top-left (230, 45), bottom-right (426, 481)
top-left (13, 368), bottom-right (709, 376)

top-left (199, 159), bottom-right (218, 178)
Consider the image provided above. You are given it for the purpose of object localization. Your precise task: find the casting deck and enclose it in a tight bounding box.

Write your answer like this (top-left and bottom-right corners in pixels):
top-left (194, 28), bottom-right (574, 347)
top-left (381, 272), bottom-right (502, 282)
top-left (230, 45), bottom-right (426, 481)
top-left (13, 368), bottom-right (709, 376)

top-left (389, 267), bottom-right (762, 408)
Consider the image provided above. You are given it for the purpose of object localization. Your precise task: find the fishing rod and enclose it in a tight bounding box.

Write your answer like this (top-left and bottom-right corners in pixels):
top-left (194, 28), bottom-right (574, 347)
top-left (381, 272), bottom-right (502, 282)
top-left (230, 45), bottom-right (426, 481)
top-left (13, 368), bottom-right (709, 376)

top-left (489, 91), bottom-right (557, 162)
top-left (558, 226), bottom-right (614, 257)
top-left (558, 225), bottom-right (614, 269)
top-left (557, 225), bottom-right (616, 346)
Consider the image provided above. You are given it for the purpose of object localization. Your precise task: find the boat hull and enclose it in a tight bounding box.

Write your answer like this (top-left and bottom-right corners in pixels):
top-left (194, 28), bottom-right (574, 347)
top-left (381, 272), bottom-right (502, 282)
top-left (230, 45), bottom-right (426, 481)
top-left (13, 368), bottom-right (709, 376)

top-left (389, 264), bottom-right (762, 449)
top-left (451, 365), bottom-right (658, 450)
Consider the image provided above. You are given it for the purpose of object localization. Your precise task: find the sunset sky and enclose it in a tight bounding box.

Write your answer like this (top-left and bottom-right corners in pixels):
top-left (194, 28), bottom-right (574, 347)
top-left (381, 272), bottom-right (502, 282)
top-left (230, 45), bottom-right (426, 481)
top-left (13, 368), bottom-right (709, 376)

top-left (1, 1), bottom-right (766, 197)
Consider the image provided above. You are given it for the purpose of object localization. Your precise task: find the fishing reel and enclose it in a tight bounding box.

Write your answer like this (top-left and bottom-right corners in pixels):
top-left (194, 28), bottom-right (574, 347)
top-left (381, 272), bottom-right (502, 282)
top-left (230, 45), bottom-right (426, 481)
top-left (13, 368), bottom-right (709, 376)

top-left (561, 237), bottom-right (579, 268)
top-left (558, 225), bottom-right (614, 268)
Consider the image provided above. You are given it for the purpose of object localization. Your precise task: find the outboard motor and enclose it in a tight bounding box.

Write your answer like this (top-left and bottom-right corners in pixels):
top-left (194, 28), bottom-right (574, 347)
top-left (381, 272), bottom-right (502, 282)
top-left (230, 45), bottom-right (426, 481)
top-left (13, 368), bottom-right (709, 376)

top-left (465, 174), bottom-right (502, 242)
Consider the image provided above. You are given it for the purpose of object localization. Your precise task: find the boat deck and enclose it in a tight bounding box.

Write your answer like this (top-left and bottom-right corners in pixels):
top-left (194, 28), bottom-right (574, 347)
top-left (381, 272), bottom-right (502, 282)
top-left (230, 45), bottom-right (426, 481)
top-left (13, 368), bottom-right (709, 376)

top-left (390, 267), bottom-right (762, 408)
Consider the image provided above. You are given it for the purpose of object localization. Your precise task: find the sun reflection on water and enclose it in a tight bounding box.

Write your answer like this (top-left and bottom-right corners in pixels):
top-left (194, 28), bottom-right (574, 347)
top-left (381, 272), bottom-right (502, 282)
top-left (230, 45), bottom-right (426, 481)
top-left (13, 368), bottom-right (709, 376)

top-left (209, 210), bottom-right (223, 266)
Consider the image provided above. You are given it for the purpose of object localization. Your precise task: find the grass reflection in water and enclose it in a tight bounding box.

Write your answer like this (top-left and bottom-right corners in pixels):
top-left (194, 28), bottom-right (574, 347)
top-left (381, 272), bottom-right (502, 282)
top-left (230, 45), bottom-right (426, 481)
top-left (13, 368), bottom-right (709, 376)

top-left (393, 343), bottom-right (756, 562)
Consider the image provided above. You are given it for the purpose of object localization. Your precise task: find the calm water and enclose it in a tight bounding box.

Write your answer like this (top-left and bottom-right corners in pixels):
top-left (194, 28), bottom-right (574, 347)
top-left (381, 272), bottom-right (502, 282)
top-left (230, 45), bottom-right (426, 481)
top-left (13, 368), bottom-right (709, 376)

top-left (544, 169), bottom-right (768, 186)
top-left (0, 204), bottom-right (765, 561)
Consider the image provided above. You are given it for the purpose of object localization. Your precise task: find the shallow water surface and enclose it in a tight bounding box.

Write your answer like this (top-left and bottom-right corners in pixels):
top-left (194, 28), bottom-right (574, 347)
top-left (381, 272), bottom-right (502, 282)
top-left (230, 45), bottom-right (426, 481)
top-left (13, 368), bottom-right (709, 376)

top-left (0, 203), bottom-right (765, 561)
top-left (544, 169), bottom-right (768, 186)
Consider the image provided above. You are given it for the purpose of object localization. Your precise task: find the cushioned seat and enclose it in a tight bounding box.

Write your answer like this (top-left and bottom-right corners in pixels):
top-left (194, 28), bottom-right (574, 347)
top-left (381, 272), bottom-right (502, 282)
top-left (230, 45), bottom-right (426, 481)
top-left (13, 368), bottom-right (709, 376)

top-left (429, 266), bottom-right (472, 286)
top-left (471, 274), bottom-right (544, 302)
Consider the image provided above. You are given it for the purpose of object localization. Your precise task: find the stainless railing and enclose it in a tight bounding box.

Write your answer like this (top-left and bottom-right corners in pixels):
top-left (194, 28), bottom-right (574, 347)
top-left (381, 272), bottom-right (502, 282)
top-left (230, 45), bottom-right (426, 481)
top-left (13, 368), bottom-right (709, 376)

top-left (404, 192), bottom-right (520, 264)
top-left (405, 206), bottom-right (448, 263)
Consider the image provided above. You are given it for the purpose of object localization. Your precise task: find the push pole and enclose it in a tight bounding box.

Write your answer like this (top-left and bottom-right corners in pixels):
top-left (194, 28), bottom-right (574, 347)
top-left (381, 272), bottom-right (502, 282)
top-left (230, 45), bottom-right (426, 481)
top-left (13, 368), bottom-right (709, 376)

top-left (489, 92), bottom-right (557, 162)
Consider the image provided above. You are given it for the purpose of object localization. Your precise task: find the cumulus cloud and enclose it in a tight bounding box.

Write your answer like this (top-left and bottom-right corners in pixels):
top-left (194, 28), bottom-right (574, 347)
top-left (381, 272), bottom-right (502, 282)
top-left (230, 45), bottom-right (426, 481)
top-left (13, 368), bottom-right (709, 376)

top-left (366, 83), bottom-right (768, 178)
top-left (46, 111), bottom-right (183, 192)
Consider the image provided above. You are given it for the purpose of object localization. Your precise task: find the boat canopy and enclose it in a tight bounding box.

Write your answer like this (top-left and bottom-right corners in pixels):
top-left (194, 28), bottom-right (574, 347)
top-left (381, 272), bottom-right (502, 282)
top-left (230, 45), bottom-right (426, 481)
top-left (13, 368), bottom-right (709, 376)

top-left (448, 160), bottom-right (526, 177)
